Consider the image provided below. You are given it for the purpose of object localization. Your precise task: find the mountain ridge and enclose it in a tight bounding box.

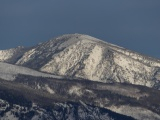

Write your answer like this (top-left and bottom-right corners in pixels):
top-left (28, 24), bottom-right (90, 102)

top-left (0, 33), bottom-right (160, 89)
top-left (0, 34), bottom-right (160, 120)
top-left (1, 74), bottom-right (160, 120)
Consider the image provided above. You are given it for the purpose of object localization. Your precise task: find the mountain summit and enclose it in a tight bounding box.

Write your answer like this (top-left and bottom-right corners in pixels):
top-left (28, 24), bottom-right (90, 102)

top-left (0, 34), bottom-right (160, 89)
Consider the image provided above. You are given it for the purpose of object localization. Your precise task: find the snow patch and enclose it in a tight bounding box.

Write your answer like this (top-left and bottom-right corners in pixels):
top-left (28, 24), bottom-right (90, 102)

top-left (1, 111), bottom-right (18, 120)
top-left (16, 48), bottom-right (36, 65)
top-left (108, 105), bottom-right (160, 120)
top-left (0, 62), bottom-right (62, 81)
top-left (44, 84), bottom-right (55, 94)
top-left (83, 45), bottom-right (103, 80)
top-left (69, 86), bottom-right (82, 96)
top-left (0, 46), bottom-right (24, 62)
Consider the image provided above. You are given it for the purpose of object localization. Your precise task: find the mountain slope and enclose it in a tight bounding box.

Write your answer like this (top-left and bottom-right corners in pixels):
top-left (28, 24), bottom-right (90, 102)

top-left (0, 62), bottom-right (61, 81)
top-left (15, 75), bottom-right (160, 120)
top-left (0, 78), bottom-right (136, 120)
top-left (0, 34), bottom-right (160, 119)
top-left (1, 74), bottom-right (160, 120)
top-left (0, 98), bottom-right (135, 120)
top-left (2, 34), bottom-right (160, 88)
top-left (0, 46), bottom-right (28, 64)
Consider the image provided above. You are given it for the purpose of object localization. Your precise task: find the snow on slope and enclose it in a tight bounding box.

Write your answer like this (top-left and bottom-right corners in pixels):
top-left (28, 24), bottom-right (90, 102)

top-left (0, 46), bottom-right (27, 63)
top-left (39, 34), bottom-right (160, 88)
top-left (2, 34), bottom-right (160, 88)
top-left (107, 105), bottom-right (160, 120)
top-left (0, 62), bottom-right (61, 81)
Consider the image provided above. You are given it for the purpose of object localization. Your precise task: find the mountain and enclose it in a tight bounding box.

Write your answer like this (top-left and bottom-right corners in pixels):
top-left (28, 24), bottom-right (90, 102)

top-left (0, 33), bottom-right (160, 120)
top-left (1, 34), bottom-right (160, 88)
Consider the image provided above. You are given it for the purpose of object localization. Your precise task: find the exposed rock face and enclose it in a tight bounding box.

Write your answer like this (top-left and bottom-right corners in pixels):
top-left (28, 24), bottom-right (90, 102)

top-left (2, 34), bottom-right (159, 88)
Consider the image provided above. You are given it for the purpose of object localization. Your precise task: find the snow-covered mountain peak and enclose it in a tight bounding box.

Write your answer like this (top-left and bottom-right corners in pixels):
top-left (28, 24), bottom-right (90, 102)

top-left (1, 34), bottom-right (160, 89)
top-left (44, 33), bottom-right (103, 49)
top-left (1, 34), bottom-right (160, 120)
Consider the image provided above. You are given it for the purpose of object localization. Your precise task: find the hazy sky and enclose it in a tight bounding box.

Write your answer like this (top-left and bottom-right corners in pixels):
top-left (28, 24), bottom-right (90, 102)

top-left (0, 0), bottom-right (160, 58)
